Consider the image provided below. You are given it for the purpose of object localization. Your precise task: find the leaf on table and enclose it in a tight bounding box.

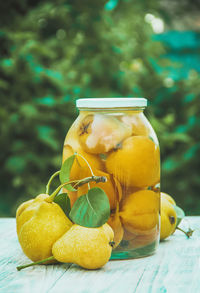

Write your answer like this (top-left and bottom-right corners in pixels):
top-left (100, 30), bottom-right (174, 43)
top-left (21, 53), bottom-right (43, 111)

top-left (69, 187), bottom-right (110, 228)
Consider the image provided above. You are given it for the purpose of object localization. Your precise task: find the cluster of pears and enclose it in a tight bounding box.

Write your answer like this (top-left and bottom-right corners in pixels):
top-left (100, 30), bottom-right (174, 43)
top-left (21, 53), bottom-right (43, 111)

top-left (16, 110), bottom-right (191, 271)
top-left (16, 167), bottom-right (115, 271)
top-left (63, 111), bottom-right (161, 249)
top-left (62, 111), bottom-right (191, 249)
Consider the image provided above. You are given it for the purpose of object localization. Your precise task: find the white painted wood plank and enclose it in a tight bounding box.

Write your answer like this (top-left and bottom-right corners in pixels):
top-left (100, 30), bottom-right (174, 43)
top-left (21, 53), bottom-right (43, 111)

top-left (48, 259), bottom-right (147, 293)
top-left (135, 217), bottom-right (200, 293)
top-left (0, 217), bottom-right (199, 293)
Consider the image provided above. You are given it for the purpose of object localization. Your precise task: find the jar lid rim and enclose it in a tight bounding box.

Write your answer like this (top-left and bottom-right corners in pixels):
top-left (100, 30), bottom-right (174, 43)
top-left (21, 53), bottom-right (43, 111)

top-left (76, 98), bottom-right (147, 108)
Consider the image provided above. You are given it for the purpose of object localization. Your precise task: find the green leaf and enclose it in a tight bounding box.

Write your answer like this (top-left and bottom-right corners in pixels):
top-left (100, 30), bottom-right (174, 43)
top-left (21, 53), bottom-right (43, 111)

top-left (60, 155), bottom-right (75, 182)
top-left (173, 205), bottom-right (185, 227)
top-left (69, 187), bottom-right (110, 228)
top-left (60, 155), bottom-right (76, 191)
top-left (53, 193), bottom-right (71, 218)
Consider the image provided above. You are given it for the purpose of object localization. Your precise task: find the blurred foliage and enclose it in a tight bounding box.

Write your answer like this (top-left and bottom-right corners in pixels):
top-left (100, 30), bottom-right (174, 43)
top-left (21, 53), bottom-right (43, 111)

top-left (0, 0), bottom-right (200, 216)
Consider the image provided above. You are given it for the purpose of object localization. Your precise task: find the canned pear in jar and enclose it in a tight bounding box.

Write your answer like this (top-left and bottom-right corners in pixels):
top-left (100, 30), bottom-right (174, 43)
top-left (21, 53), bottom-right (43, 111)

top-left (62, 98), bottom-right (160, 259)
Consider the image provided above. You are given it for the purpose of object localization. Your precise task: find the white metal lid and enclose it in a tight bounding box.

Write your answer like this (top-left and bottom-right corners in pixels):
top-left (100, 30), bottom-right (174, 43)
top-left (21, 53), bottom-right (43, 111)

top-left (76, 98), bottom-right (147, 108)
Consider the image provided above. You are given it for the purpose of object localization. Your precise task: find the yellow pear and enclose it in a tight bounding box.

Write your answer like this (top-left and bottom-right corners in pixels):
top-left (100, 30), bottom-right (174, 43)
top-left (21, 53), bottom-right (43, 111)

top-left (16, 194), bottom-right (73, 262)
top-left (106, 136), bottom-right (160, 188)
top-left (107, 212), bottom-right (124, 248)
top-left (52, 224), bottom-right (114, 269)
top-left (160, 193), bottom-right (177, 240)
top-left (119, 190), bottom-right (160, 234)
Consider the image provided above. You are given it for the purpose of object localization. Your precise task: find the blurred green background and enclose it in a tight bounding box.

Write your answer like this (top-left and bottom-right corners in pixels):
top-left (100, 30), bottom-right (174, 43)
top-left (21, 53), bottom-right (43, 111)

top-left (0, 0), bottom-right (200, 217)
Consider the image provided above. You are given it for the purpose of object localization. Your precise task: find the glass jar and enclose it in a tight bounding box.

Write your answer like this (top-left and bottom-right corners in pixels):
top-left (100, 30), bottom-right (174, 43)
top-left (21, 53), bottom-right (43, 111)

top-left (62, 98), bottom-right (160, 259)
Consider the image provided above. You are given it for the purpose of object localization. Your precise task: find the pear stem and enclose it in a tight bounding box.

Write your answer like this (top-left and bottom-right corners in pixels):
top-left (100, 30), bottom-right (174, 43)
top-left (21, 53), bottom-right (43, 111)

top-left (17, 256), bottom-right (55, 271)
top-left (176, 226), bottom-right (194, 238)
top-left (46, 171), bottom-right (60, 194)
top-left (109, 241), bottom-right (115, 247)
top-left (47, 176), bottom-right (107, 202)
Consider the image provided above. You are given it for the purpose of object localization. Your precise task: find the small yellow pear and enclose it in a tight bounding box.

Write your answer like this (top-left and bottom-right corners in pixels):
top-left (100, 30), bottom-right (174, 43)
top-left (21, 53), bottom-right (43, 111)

top-left (119, 190), bottom-right (160, 234)
top-left (16, 194), bottom-right (73, 262)
top-left (160, 193), bottom-right (177, 240)
top-left (161, 192), bottom-right (176, 206)
top-left (52, 224), bottom-right (114, 269)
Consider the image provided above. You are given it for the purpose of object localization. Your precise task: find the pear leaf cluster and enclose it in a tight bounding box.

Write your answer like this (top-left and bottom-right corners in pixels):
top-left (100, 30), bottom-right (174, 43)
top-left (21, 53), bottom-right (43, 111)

top-left (53, 155), bottom-right (110, 228)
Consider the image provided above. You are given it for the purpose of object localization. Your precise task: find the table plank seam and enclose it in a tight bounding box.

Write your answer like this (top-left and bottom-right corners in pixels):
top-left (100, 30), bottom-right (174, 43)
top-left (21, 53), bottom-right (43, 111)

top-left (134, 266), bottom-right (147, 292)
top-left (47, 264), bottom-right (73, 293)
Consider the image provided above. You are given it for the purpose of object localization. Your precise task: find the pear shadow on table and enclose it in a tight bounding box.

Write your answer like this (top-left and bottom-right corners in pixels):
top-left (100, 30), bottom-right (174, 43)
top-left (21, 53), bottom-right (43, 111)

top-left (62, 263), bottom-right (103, 271)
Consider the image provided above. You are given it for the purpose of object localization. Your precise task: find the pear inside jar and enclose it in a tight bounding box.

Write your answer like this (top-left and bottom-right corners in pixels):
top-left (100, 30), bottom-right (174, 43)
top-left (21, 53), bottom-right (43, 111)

top-left (62, 109), bottom-right (160, 259)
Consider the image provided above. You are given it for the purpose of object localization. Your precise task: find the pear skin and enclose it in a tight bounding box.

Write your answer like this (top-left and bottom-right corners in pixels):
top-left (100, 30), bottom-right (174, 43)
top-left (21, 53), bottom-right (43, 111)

top-left (120, 190), bottom-right (160, 234)
top-left (106, 136), bottom-right (160, 188)
top-left (16, 194), bottom-right (48, 234)
top-left (52, 224), bottom-right (114, 269)
top-left (161, 192), bottom-right (176, 206)
top-left (107, 213), bottom-right (124, 248)
top-left (16, 194), bottom-right (73, 262)
top-left (160, 196), bottom-right (177, 240)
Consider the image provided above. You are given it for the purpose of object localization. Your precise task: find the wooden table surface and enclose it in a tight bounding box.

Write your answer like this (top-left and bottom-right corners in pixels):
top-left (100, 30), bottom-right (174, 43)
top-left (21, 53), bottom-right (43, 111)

top-left (0, 217), bottom-right (199, 293)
